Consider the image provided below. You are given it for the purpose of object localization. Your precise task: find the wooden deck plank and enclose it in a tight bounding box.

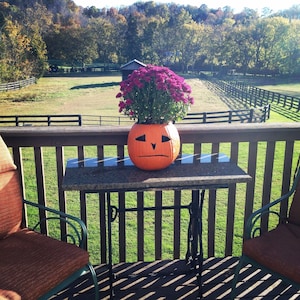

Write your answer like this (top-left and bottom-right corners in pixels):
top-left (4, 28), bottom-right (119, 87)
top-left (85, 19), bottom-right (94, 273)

top-left (51, 257), bottom-right (300, 299)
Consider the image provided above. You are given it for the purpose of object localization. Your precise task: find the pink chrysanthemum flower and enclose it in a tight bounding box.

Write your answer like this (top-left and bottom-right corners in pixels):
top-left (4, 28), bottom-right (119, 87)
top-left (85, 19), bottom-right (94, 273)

top-left (116, 65), bottom-right (194, 124)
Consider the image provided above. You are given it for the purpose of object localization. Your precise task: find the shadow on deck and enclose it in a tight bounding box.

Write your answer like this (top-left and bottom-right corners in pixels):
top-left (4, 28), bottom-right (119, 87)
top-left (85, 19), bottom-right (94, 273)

top-left (52, 257), bottom-right (300, 299)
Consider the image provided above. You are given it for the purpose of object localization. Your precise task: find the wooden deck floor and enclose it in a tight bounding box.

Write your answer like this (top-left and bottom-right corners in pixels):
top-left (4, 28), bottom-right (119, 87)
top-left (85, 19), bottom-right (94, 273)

top-left (52, 257), bottom-right (300, 299)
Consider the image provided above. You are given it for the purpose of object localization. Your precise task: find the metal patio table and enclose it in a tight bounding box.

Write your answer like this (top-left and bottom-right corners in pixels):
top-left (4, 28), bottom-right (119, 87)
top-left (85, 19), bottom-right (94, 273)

top-left (62, 154), bottom-right (251, 299)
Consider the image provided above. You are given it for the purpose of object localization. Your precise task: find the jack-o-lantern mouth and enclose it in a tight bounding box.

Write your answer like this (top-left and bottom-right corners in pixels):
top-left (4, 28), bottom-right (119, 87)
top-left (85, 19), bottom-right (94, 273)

top-left (138, 154), bottom-right (169, 158)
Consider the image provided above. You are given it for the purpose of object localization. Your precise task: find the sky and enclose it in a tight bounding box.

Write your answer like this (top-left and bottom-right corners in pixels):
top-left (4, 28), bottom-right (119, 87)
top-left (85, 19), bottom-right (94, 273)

top-left (73, 0), bottom-right (300, 14)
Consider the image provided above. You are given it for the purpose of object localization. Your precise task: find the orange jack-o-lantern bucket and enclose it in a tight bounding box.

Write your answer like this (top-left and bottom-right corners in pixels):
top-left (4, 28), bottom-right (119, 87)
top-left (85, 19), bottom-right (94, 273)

top-left (127, 122), bottom-right (180, 171)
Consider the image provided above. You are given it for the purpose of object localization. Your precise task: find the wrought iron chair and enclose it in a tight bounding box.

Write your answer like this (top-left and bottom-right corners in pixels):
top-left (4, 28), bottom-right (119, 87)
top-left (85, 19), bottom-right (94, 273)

top-left (231, 155), bottom-right (300, 299)
top-left (0, 136), bottom-right (99, 300)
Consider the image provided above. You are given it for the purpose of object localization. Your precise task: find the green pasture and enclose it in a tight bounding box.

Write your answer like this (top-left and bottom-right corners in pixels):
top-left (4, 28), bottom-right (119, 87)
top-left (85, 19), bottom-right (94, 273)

top-left (0, 73), bottom-right (298, 121)
top-left (1, 74), bottom-right (299, 264)
top-left (0, 73), bottom-right (220, 116)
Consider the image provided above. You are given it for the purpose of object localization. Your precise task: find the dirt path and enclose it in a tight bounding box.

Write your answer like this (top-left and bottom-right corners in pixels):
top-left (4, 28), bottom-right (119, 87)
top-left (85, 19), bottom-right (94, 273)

top-left (187, 79), bottom-right (230, 113)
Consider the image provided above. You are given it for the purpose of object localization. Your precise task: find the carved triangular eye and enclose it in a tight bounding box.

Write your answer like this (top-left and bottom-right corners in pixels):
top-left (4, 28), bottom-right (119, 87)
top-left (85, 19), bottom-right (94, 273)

top-left (162, 135), bottom-right (171, 142)
top-left (136, 134), bottom-right (146, 142)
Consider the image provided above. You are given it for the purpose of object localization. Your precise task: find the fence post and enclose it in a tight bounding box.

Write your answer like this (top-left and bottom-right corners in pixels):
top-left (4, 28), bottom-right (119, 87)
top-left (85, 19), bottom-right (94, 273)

top-left (284, 95), bottom-right (287, 107)
top-left (249, 109), bottom-right (254, 123)
top-left (290, 97), bottom-right (294, 109)
top-left (78, 115), bottom-right (82, 126)
top-left (267, 104), bottom-right (271, 121)
top-left (229, 111), bottom-right (232, 123)
top-left (271, 92), bottom-right (275, 103)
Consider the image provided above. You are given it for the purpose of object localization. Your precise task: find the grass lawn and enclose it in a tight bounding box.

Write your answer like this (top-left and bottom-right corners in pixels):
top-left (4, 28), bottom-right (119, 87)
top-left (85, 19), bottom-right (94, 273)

top-left (0, 72), bottom-right (297, 122)
top-left (0, 73), bottom-right (239, 117)
top-left (1, 73), bottom-right (299, 264)
top-left (261, 83), bottom-right (300, 98)
top-left (0, 74), bottom-right (122, 116)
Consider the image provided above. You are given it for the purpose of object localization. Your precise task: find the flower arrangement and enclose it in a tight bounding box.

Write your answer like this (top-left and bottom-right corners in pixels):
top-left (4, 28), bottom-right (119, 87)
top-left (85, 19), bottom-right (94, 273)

top-left (117, 65), bottom-right (194, 124)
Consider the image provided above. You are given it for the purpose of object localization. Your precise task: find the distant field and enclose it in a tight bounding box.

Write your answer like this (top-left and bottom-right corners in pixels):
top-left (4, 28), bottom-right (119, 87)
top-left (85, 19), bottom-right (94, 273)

top-left (235, 76), bottom-right (300, 98)
top-left (0, 73), bottom-right (230, 117)
top-left (0, 73), bottom-right (297, 123)
top-left (0, 74), bottom-right (122, 116)
top-left (259, 83), bottom-right (300, 98)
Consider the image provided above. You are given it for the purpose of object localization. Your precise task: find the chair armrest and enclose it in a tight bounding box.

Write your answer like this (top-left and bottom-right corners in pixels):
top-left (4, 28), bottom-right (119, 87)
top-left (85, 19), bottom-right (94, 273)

top-left (23, 199), bottom-right (87, 249)
top-left (245, 163), bottom-right (300, 239)
top-left (244, 192), bottom-right (290, 239)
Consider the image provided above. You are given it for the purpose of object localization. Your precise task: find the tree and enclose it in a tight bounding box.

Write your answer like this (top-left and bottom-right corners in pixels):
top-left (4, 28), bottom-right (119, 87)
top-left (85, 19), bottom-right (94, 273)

top-left (0, 16), bottom-right (47, 82)
top-left (124, 13), bottom-right (142, 61)
top-left (2, 0), bottom-right (300, 80)
top-left (230, 24), bottom-right (256, 74)
top-left (146, 17), bottom-right (170, 65)
top-left (141, 18), bottom-right (161, 64)
top-left (21, 2), bottom-right (53, 37)
top-left (250, 17), bottom-right (290, 75)
top-left (0, 19), bottom-right (32, 81)
top-left (204, 20), bottom-right (236, 73)
top-left (45, 27), bottom-right (97, 68)
top-left (89, 17), bottom-right (118, 67)
top-left (155, 8), bottom-right (194, 69)
top-left (174, 22), bottom-right (205, 72)
top-left (282, 20), bottom-right (300, 74)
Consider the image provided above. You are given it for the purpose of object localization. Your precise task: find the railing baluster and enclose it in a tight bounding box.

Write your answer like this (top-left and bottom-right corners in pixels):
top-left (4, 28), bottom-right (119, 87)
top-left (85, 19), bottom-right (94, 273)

top-left (99, 192), bottom-right (107, 263)
top-left (155, 191), bottom-right (163, 260)
top-left (243, 141), bottom-right (258, 238)
top-left (97, 145), bottom-right (107, 263)
top-left (12, 146), bottom-right (27, 226)
top-left (56, 146), bottom-right (67, 242)
top-left (137, 191), bottom-right (144, 261)
top-left (118, 192), bottom-right (126, 262)
top-left (207, 143), bottom-right (220, 257)
top-left (207, 189), bottom-right (216, 257)
top-left (225, 142), bottom-right (239, 255)
top-left (34, 146), bottom-right (47, 234)
top-left (173, 190), bottom-right (181, 259)
top-left (261, 141), bottom-right (275, 232)
top-left (77, 146), bottom-right (87, 232)
top-left (280, 141), bottom-right (295, 219)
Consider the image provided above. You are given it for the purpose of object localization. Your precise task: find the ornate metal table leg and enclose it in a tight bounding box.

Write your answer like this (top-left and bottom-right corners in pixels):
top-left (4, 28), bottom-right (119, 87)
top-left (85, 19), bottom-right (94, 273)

top-left (107, 192), bottom-right (114, 298)
top-left (186, 189), bottom-right (205, 299)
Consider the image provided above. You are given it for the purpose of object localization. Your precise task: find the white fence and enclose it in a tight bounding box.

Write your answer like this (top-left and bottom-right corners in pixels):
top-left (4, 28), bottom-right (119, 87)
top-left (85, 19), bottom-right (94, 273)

top-left (0, 77), bottom-right (36, 92)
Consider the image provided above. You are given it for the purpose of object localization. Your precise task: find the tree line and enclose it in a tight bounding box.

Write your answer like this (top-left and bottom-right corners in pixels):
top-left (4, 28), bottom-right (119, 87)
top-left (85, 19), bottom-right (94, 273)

top-left (1, 0), bottom-right (300, 83)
